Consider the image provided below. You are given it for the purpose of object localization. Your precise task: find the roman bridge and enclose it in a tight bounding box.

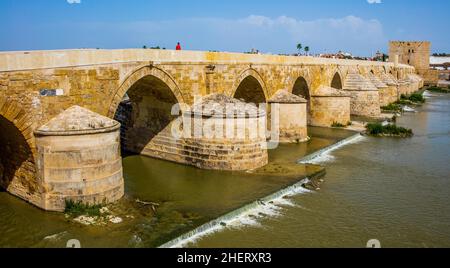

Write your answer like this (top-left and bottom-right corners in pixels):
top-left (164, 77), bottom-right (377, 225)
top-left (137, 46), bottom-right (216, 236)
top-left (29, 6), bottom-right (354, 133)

top-left (0, 49), bottom-right (418, 211)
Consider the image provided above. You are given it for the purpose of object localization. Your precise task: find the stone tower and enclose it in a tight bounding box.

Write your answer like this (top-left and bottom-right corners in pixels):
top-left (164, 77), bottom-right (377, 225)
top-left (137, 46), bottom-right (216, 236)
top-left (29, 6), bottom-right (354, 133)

top-left (389, 41), bottom-right (430, 70)
top-left (389, 41), bottom-right (438, 86)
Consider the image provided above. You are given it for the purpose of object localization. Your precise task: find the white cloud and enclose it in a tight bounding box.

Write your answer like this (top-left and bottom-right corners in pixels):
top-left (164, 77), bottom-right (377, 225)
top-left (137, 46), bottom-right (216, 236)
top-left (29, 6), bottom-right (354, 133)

top-left (367, 0), bottom-right (382, 4)
top-left (67, 0), bottom-right (81, 4)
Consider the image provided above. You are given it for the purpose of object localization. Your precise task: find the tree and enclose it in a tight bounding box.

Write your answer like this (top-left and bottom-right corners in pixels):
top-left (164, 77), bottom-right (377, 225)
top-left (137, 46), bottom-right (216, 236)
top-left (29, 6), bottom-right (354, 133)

top-left (296, 43), bottom-right (303, 55)
top-left (143, 45), bottom-right (147, 49)
top-left (304, 46), bottom-right (310, 56)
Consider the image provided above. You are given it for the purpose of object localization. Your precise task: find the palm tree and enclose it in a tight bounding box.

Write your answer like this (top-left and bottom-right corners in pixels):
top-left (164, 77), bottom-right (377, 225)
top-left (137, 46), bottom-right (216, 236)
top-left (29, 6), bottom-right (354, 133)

top-left (296, 43), bottom-right (303, 55)
top-left (304, 46), bottom-right (310, 56)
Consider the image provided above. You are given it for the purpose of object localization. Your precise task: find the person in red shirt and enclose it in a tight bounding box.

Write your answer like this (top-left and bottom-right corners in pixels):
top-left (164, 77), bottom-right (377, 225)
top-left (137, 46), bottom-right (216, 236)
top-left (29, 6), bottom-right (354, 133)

top-left (176, 42), bottom-right (182, 51)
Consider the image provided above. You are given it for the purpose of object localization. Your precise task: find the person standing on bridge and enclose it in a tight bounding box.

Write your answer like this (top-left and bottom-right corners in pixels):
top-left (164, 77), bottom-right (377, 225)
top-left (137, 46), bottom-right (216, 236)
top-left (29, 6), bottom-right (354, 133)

top-left (176, 42), bottom-right (182, 51)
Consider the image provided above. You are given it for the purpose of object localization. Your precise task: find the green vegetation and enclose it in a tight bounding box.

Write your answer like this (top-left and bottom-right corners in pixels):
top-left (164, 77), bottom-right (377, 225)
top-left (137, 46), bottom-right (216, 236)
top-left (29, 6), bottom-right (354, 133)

top-left (65, 200), bottom-right (103, 217)
top-left (331, 121), bottom-right (352, 128)
top-left (432, 53), bottom-right (450, 57)
top-left (331, 122), bottom-right (345, 128)
top-left (304, 46), bottom-right (310, 55)
top-left (394, 92), bottom-right (426, 105)
top-left (366, 123), bottom-right (413, 137)
top-left (395, 99), bottom-right (410, 105)
top-left (391, 115), bottom-right (397, 123)
top-left (296, 43), bottom-right (302, 53)
top-left (408, 93), bottom-right (425, 103)
top-left (296, 43), bottom-right (310, 55)
top-left (381, 103), bottom-right (402, 112)
top-left (427, 86), bottom-right (450, 93)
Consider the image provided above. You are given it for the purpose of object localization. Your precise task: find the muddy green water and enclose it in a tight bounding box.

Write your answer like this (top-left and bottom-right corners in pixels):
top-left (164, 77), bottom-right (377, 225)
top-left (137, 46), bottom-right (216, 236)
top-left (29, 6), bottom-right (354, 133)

top-left (0, 125), bottom-right (352, 248)
top-left (193, 92), bottom-right (450, 248)
top-left (1, 92), bottom-right (448, 248)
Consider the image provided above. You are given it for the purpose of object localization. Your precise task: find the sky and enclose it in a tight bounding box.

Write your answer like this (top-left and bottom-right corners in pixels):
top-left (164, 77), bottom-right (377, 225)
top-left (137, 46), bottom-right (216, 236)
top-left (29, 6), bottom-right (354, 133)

top-left (0, 0), bottom-right (448, 56)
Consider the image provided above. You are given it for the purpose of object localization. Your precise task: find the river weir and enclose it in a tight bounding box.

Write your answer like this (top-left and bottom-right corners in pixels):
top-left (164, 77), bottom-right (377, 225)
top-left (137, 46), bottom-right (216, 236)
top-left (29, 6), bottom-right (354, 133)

top-left (192, 91), bottom-right (450, 248)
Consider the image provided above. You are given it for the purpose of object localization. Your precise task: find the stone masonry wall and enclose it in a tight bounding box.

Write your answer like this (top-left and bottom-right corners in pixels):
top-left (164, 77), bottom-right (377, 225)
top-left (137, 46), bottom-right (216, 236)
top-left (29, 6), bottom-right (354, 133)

top-left (310, 97), bottom-right (351, 127)
top-left (347, 90), bottom-right (381, 117)
top-left (379, 86), bottom-right (398, 107)
top-left (0, 50), bottom-right (416, 209)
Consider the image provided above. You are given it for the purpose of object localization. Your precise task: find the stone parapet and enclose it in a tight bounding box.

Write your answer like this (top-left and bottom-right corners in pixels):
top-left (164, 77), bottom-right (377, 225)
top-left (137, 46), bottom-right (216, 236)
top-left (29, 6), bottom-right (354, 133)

top-left (0, 49), bottom-right (414, 72)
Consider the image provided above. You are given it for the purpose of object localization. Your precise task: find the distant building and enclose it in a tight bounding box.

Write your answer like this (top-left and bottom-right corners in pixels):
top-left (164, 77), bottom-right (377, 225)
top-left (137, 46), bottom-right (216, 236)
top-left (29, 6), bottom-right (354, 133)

top-left (430, 56), bottom-right (450, 70)
top-left (389, 41), bottom-right (430, 69)
top-left (389, 41), bottom-right (438, 86)
top-left (319, 51), bottom-right (354, 59)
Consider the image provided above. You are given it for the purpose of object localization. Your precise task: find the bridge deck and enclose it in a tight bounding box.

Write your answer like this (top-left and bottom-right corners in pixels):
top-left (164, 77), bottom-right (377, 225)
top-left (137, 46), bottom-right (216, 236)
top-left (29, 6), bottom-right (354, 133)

top-left (0, 49), bottom-right (412, 72)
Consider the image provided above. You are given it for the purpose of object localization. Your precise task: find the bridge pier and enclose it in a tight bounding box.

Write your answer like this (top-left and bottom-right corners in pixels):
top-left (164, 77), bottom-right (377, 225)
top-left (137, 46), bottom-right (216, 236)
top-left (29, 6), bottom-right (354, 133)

top-left (34, 106), bottom-right (124, 212)
top-left (268, 90), bottom-right (309, 143)
top-left (310, 86), bottom-right (351, 127)
top-left (343, 72), bottom-right (381, 117)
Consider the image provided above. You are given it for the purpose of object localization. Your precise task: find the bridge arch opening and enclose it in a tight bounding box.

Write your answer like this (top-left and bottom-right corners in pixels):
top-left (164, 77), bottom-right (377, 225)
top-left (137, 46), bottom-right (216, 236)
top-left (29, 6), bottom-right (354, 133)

top-left (113, 75), bottom-right (180, 155)
top-left (331, 72), bottom-right (343, 89)
top-left (292, 76), bottom-right (311, 123)
top-left (0, 115), bottom-right (34, 193)
top-left (292, 76), bottom-right (310, 100)
top-left (233, 76), bottom-right (267, 104)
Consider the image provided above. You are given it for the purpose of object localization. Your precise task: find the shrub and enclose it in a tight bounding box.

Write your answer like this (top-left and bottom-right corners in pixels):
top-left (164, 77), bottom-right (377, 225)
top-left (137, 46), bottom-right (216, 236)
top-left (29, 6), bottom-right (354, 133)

top-left (366, 123), bottom-right (413, 137)
top-left (366, 123), bottom-right (384, 135)
top-left (381, 103), bottom-right (402, 112)
top-left (395, 99), bottom-right (410, 105)
top-left (427, 86), bottom-right (449, 93)
top-left (65, 200), bottom-right (103, 217)
top-left (331, 122), bottom-right (345, 128)
top-left (391, 115), bottom-right (397, 123)
top-left (408, 93), bottom-right (425, 103)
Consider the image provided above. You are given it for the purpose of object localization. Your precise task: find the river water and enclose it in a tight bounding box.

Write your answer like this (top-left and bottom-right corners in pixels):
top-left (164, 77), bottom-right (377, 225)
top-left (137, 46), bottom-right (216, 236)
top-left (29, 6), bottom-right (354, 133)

top-left (192, 91), bottom-right (450, 248)
top-left (0, 124), bottom-right (351, 247)
top-left (0, 92), bottom-right (448, 248)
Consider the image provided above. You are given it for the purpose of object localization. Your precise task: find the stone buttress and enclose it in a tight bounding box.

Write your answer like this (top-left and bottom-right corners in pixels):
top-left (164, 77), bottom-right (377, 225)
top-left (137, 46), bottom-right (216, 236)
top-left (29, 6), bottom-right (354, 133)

top-left (343, 72), bottom-right (381, 117)
top-left (268, 89), bottom-right (309, 143)
top-left (34, 106), bottom-right (124, 211)
top-left (310, 86), bottom-right (351, 127)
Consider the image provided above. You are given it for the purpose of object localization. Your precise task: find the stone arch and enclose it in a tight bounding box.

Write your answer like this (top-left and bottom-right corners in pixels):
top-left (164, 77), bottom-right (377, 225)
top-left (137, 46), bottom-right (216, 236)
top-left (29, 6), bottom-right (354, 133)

top-left (0, 97), bottom-right (37, 202)
top-left (109, 66), bottom-right (184, 155)
top-left (108, 65), bottom-right (185, 118)
top-left (331, 72), bottom-right (343, 89)
top-left (230, 68), bottom-right (268, 104)
top-left (292, 76), bottom-right (311, 100)
top-left (291, 75), bottom-right (312, 124)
